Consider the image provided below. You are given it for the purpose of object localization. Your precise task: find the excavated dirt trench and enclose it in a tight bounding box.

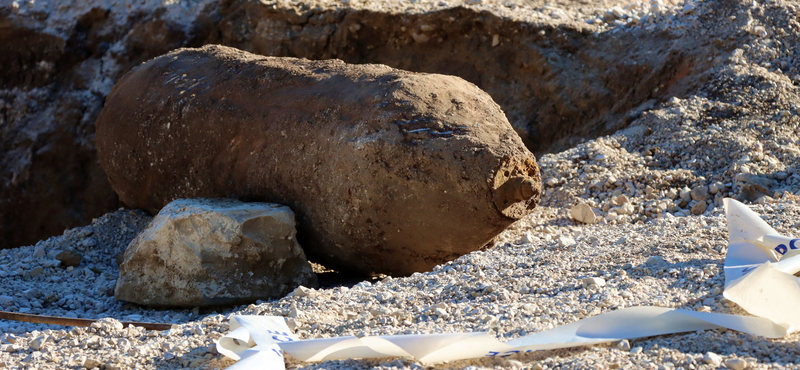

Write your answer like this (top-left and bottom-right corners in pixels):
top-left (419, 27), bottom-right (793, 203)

top-left (0, 0), bottom-right (734, 248)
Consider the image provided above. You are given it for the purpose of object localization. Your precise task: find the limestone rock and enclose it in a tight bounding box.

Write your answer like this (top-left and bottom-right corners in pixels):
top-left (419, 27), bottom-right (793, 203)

top-left (581, 277), bottom-right (606, 288)
top-left (703, 352), bottom-right (723, 366)
top-left (96, 45), bottom-right (542, 276)
top-left (691, 200), bottom-right (707, 215)
top-left (690, 185), bottom-right (709, 201)
top-left (570, 203), bottom-right (596, 224)
top-left (734, 173), bottom-right (775, 202)
top-left (725, 358), bottom-right (748, 370)
top-left (115, 198), bottom-right (318, 307)
top-left (55, 250), bottom-right (82, 267)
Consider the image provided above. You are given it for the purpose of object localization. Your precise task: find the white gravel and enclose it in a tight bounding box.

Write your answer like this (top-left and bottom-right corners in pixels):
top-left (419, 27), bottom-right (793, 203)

top-left (4, 0), bottom-right (800, 369)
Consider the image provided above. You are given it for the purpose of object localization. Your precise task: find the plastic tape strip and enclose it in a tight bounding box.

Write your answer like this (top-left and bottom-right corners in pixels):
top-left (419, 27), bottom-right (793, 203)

top-left (217, 198), bottom-right (800, 369)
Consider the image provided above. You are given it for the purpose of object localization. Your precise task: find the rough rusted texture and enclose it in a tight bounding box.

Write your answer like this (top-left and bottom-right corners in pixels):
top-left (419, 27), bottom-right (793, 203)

top-left (95, 45), bottom-right (541, 276)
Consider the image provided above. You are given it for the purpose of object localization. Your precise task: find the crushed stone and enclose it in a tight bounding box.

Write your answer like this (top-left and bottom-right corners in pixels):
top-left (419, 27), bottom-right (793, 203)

top-left (5, 0), bottom-right (800, 369)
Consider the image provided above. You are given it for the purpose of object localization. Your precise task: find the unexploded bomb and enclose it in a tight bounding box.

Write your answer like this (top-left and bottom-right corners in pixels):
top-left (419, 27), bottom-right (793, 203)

top-left (96, 45), bottom-right (541, 276)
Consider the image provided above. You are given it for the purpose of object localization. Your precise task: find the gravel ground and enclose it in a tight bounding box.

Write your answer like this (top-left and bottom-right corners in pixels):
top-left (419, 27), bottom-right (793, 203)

top-left (4, 0), bottom-right (800, 369)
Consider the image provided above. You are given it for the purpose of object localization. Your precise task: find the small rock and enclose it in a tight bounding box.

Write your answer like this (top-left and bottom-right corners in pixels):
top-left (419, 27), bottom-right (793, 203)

top-left (630, 346), bottom-right (643, 354)
top-left (709, 182), bottom-right (722, 194)
top-left (679, 188), bottom-right (692, 202)
top-left (616, 339), bottom-right (631, 351)
top-left (666, 188), bottom-right (678, 200)
top-left (55, 250), bottom-right (82, 267)
top-left (703, 352), bottom-right (723, 366)
top-left (411, 32), bottom-right (430, 43)
top-left (29, 266), bottom-right (44, 278)
top-left (502, 359), bottom-right (524, 369)
top-left (22, 288), bottom-right (41, 299)
top-left (293, 286), bottom-right (314, 297)
top-left (521, 303), bottom-right (538, 315)
top-left (725, 358), bottom-right (747, 370)
top-left (613, 194), bottom-right (630, 206)
top-left (750, 25), bottom-right (768, 37)
top-left (581, 277), bottom-right (606, 288)
top-left (734, 173), bottom-right (775, 201)
top-left (571, 203), bottom-right (596, 224)
top-left (91, 318), bottom-right (124, 332)
top-left (28, 337), bottom-right (46, 351)
top-left (0, 296), bottom-right (13, 308)
top-left (32, 246), bottom-right (46, 259)
top-left (557, 236), bottom-right (576, 248)
top-left (519, 232), bottom-right (535, 244)
top-left (690, 186), bottom-right (709, 201)
top-left (545, 178), bottom-right (559, 187)
top-left (691, 201), bottom-right (707, 215)
top-left (82, 357), bottom-right (103, 369)
top-left (614, 202), bottom-right (635, 215)
top-left (0, 334), bottom-right (17, 344)
top-left (81, 237), bottom-right (97, 248)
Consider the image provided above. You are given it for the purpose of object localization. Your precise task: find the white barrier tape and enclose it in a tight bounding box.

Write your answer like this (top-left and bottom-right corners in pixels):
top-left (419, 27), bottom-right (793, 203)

top-left (217, 198), bottom-right (800, 368)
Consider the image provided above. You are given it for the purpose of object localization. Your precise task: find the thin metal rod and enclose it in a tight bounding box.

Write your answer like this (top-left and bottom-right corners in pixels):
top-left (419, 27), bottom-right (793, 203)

top-left (0, 310), bottom-right (174, 331)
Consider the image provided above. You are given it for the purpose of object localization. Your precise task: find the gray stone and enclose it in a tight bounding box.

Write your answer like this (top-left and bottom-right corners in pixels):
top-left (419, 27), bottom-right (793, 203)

top-left (703, 352), bottom-right (722, 366)
top-left (734, 173), bottom-right (775, 201)
top-left (55, 250), bottom-right (82, 267)
top-left (679, 187), bottom-right (692, 202)
top-left (581, 277), bottom-right (606, 288)
top-left (725, 358), bottom-right (747, 370)
top-left (22, 288), bottom-right (41, 299)
top-left (690, 185), bottom-right (709, 201)
top-left (691, 201), bottom-right (707, 215)
top-left (115, 198), bottom-right (318, 307)
top-left (0, 296), bottom-right (13, 308)
top-left (571, 203), bottom-right (597, 224)
top-left (32, 246), bottom-right (46, 259)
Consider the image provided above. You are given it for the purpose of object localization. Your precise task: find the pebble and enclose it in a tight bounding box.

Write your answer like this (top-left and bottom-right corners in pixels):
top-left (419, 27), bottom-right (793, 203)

top-left (581, 277), bottom-right (606, 288)
top-left (613, 194), bottom-right (630, 206)
top-left (29, 266), bottom-right (43, 278)
top-left (519, 232), bottom-right (535, 244)
top-left (82, 357), bottom-right (103, 369)
top-left (0, 296), bottom-right (13, 308)
top-left (557, 236), bottom-right (576, 248)
top-left (690, 186), bottom-right (708, 201)
top-left (616, 339), bottom-right (631, 351)
top-left (55, 250), bottom-right (83, 267)
top-left (32, 247), bottom-right (46, 259)
top-left (725, 358), bottom-right (748, 370)
top-left (679, 188), bottom-right (692, 202)
top-left (614, 202), bottom-right (635, 215)
top-left (28, 337), bottom-right (46, 351)
top-left (703, 352), bottom-right (723, 366)
top-left (571, 203), bottom-right (596, 224)
top-left (691, 201), bottom-right (707, 215)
